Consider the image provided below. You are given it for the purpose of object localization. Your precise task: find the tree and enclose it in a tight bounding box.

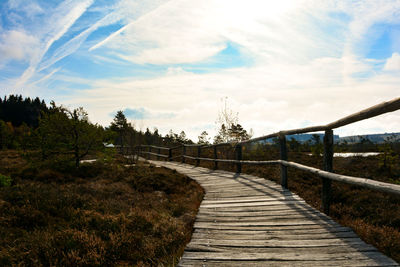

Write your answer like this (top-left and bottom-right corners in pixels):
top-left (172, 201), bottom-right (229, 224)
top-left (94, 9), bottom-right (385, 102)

top-left (213, 97), bottom-right (252, 144)
top-left (67, 107), bottom-right (104, 167)
top-left (228, 123), bottom-right (251, 142)
top-left (178, 131), bottom-right (188, 143)
top-left (165, 129), bottom-right (178, 144)
top-left (36, 102), bottom-right (104, 167)
top-left (0, 94), bottom-right (48, 128)
top-left (311, 134), bottom-right (322, 156)
top-left (288, 137), bottom-right (300, 152)
top-left (144, 128), bottom-right (152, 145)
top-left (110, 111), bottom-right (129, 148)
top-left (198, 131), bottom-right (210, 145)
top-left (378, 134), bottom-right (399, 175)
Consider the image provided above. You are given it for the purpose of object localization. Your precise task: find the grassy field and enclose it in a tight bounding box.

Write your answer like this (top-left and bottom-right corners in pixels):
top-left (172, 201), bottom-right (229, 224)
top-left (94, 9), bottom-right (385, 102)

top-left (0, 151), bottom-right (204, 266)
top-left (182, 148), bottom-right (400, 263)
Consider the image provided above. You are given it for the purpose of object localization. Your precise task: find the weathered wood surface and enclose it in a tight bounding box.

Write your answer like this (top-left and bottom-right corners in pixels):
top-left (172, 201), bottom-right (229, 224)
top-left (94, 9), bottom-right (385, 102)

top-left (149, 160), bottom-right (398, 266)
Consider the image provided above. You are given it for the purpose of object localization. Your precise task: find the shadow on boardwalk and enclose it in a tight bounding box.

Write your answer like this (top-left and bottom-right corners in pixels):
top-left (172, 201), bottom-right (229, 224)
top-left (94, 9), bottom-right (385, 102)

top-left (150, 160), bottom-right (399, 267)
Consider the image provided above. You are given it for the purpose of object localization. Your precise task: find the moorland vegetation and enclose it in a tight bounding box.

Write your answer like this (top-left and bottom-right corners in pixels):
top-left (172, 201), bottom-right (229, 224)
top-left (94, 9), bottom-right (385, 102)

top-left (1, 94), bottom-right (400, 264)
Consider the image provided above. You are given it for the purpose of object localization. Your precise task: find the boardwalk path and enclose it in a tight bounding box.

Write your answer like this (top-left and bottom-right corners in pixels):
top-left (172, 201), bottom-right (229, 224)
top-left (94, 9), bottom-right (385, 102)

top-left (150, 160), bottom-right (398, 266)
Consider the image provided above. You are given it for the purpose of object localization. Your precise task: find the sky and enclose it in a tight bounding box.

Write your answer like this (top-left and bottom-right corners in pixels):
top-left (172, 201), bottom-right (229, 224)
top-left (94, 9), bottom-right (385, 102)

top-left (1, 0), bottom-right (400, 141)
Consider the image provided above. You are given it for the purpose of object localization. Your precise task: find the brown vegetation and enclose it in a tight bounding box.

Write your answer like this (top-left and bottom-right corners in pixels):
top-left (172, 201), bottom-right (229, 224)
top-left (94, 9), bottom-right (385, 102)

top-left (0, 151), bottom-right (204, 266)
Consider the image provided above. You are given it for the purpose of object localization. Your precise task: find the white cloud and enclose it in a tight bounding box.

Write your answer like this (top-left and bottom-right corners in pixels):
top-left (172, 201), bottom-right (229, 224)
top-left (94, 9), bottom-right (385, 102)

top-left (0, 30), bottom-right (38, 62)
top-left (84, 1), bottom-right (357, 68)
top-left (59, 55), bottom-right (400, 141)
top-left (2, 0), bottom-right (400, 141)
top-left (7, 0), bottom-right (44, 18)
top-left (90, 0), bottom-right (226, 64)
top-left (384, 52), bottom-right (400, 71)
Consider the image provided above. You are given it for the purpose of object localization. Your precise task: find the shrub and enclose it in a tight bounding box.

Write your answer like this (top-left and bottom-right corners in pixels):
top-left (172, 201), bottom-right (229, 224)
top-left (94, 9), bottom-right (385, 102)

top-left (0, 160), bottom-right (203, 266)
top-left (0, 174), bottom-right (12, 187)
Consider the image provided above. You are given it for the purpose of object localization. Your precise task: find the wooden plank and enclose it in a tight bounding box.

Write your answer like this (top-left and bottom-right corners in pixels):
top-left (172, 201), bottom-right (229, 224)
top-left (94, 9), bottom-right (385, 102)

top-left (193, 224), bottom-right (347, 231)
top-left (197, 209), bottom-right (322, 217)
top-left (179, 259), bottom-right (399, 267)
top-left (198, 204), bottom-right (319, 212)
top-left (187, 237), bottom-right (369, 247)
top-left (197, 206), bottom-right (323, 216)
top-left (200, 184), bottom-right (286, 192)
top-left (191, 230), bottom-right (359, 240)
top-left (185, 243), bottom-right (377, 253)
top-left (200, 179), bottom-right (284, 188)
top-left (203, 192), bottom-right (295, 199)
top-left (194, 214), bottom-right (335, 223)
top-left (180, 251), bottom-right (397, 263)
top-left (200, 200), bottom-right (307, 208)
top-left (201, 187), bottom-right (287, 195)
top-left (203, 189), bottom-right (295, 197)
top-left (201, 196), bottom-right (303, 204)
top-left (193, 228), bottom-right (356, 236)
top-left (193, 222), bottom-right (340, 231)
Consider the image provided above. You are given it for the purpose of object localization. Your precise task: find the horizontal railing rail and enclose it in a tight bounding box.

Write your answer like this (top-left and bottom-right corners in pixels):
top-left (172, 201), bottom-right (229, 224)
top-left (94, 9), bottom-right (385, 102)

top-left (147, 145), bottom-right (170, 150)
top-left (280, 160), bottom-right (400, 195)
top-left (134, 97), bottom-right (400, 214)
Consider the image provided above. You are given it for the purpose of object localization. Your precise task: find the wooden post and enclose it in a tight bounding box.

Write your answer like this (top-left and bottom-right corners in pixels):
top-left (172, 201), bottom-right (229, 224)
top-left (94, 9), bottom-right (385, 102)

top-left (213, 145), bottom-right (218, 170)
top-left (236, 144), bottom-right (242, 173)
top-left (182, 145), bottom-right (186, 163)
top-left (322, 129), bottom-right (334, 215)
top-left (168, 148), bottom-right (172, 161)
top-left (196, 146), bottom-right (201, 166)
top-left (157, 148), bottom-right (160, 160)
top-left (146, 146), bottom-right (150, 160)
top-left (279, 135), bottom-right (288, 188)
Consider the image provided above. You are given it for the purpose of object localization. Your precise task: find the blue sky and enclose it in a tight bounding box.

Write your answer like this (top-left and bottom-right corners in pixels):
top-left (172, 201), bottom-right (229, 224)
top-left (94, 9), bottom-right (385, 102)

top-left (1, 0), bottom-right (400, 140)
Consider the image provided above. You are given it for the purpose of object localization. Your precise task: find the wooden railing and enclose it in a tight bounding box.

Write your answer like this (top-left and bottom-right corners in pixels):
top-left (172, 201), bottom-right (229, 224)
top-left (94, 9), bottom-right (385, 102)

top-left (134, 97), bottom-right (400, 215)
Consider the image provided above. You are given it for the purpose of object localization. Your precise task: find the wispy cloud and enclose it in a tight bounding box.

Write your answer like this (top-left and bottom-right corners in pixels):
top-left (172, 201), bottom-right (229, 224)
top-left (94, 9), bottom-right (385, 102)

top-left (7, 0), bottom-right (44, 18)
top-left (14, 0), bottom-right (94, 88)
top-left (0, 30), bottom-right (38, 62)
top-left (1, 0), bottom-right (400, 140)
top-left (37, 9), bottom-right (122, 72)
top-left (89, 0), bottom-right (171, 52)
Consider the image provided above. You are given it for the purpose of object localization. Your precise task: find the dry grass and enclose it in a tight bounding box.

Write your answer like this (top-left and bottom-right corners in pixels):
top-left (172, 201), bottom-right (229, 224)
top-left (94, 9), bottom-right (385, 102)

top-left (0, 151), bottom-right (204, 266)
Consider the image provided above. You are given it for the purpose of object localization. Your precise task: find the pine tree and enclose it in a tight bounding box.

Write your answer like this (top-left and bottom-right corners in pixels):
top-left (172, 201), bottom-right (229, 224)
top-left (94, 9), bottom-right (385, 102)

top-left (110, 111), bottom-right (129, 147)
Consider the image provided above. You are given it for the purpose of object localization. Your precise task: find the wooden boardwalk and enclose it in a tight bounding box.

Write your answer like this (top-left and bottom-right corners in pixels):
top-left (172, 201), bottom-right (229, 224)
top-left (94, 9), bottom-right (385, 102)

top-left (150, 160), bottom-right (399, 266)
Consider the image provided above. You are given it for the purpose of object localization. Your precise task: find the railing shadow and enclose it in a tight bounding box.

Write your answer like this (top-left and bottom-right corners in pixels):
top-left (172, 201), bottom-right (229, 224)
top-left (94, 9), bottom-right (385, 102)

top-left (153, 160), bottom-right (392, 264)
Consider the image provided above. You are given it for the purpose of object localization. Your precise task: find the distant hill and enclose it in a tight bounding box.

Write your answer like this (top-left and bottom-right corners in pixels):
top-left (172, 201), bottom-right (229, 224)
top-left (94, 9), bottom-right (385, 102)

top-left (339, 133), bottom-right (400, 144)
top-left (260, 133), bottom-right (400, 144)
top-left (287, 133), bottom-right (340, 143)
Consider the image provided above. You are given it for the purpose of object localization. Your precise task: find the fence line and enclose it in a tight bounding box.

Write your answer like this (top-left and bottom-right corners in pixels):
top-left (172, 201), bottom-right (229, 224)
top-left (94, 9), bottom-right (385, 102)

top-left (134, 97), bottom-right (400, 215)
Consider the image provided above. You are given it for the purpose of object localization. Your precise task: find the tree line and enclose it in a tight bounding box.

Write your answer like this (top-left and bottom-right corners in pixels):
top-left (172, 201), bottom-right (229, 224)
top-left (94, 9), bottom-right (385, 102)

top-left (0, 95), bottom-right (253, 167)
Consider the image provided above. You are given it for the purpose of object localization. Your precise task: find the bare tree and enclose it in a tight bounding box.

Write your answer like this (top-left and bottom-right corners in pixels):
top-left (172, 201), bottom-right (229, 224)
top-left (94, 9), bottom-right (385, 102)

top-left (214, 97), bottom-right (252, 144)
